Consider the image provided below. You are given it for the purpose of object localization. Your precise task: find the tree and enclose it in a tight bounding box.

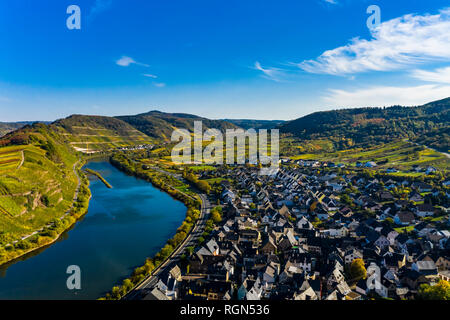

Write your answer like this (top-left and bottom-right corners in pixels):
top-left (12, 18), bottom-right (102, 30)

top-left (418, 280), bottom-right (450, 300)
top-left (211, 206), bottom-right (222, 224)
top-left (349, 258), bottom-right (367, 281)
top-left (197, 180), bottom-right (211, 194)
top-left (111, 286), bottom-right (121, 299)
top-left (340, 194), bottom-right (352, 205)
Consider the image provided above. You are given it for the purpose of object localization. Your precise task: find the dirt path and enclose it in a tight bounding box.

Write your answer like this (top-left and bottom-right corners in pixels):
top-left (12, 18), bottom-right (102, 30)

top-left (16, 150), bottom-right (24, 170)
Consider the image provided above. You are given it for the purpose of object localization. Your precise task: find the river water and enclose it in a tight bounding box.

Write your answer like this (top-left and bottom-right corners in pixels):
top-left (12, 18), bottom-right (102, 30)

top-left (0, 160), bottom-right (186, 299)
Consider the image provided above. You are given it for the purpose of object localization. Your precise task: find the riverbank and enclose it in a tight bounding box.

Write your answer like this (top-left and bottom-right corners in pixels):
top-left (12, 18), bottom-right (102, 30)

top-left (101, 153), bottom-right (202, 300)
top-left (0, 160), bottom-right (91, 267)
top-left (84, 168), bottom-right (113, 188)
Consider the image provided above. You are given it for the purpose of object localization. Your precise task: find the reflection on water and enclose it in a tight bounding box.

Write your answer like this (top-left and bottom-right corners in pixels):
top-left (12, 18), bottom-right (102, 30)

top-left (0, 160), bottom-right (186, 299)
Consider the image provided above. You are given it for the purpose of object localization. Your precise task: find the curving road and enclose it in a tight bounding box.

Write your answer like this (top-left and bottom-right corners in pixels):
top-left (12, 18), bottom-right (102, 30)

top-left (123, 193), bottom-right (211, 300)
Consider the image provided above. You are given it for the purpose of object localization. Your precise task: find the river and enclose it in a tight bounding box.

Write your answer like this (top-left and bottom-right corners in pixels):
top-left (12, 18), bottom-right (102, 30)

top-left (0, 160), bottom-right (186, 299)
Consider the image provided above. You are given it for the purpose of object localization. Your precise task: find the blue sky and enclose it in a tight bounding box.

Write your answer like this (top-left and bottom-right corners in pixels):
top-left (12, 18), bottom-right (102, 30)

top-left (1, 0), bottom-right (449, 121)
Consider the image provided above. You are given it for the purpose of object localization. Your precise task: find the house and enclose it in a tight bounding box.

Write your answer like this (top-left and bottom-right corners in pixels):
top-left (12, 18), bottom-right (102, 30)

top-left (326, 226), bottom-right (349, 238)
top-left (144, 287), bottom-right (170, 300)
top-left (394, 212), bottom-right (415, 226)
top-left (297, 216), bottom-right (314, 230)
top-left (293, 284), bottom-right (318, 300)
top-left (378, 191), bottom-right (394, 202)
top-left (263, 262), bottom-right (279, 284)
top-left (345, 291), bottom-right (362, 300)
top-left (412, 182), bottom-right (432, 193)
top-left (364, 161), bottom-right (377, 168)
top-left (222, 190), bottom-right (237, 205)
top-left (260, 236), bottom-right (277, 255)
top-left (374, 235), bottom-right (390, 249)
top-left (416, 204), bottom-right (435, 217)
top-left (438, 270), bottom-right (450, 282)
top-left (412, 261), bottom-right (438, 276)
top-left (345, 248), bottom-right (363, 264)
top-left (435, 256), bottom-right (450, 270)
top-left (278, 204), bottom-right (291, 219)
top-left (409, 192), bottom-right (424, 203)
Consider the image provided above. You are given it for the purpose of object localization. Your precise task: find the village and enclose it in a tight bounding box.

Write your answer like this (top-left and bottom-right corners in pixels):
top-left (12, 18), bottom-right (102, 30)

top-left (145, 159), bottom-right (450, 300)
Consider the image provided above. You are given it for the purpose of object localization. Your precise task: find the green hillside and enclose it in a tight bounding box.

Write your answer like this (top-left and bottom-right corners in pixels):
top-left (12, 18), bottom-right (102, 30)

top-left (280, 97), bottom-right (450, 152)
top-left (117, 110), bottom-right (240, 141)
top-left (52, 115), bottom-right (153, 153)
top-left (0, 123), bottom-right (90, 264)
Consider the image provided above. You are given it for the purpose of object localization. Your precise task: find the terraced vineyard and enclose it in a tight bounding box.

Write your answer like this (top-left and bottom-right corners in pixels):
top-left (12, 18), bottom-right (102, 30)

top-left (52, 115), bottom-right (153, 153)
top-left (0, 147), bottom-right (23, 171)
top-left (0, 126), bottom-right (80, 248)
top-left (288, 140), bottom-right (449, 175)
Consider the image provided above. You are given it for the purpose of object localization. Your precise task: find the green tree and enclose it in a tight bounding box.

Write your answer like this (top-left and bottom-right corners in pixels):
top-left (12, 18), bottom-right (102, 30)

top-left (211, 207), bottom-right (222, 224)
top-left (418, 280), bottom-right (450, 300)
top-left (349, 258), bottom-right (367, 281)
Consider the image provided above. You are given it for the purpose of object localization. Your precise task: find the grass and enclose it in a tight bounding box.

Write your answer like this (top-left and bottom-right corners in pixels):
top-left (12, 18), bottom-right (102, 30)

top-left (186, 165), bottom-right (216, 172)
top-left (394, 225), bottom-right (415, 234)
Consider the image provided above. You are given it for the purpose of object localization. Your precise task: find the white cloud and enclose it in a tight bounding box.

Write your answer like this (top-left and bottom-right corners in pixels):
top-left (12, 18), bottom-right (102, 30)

top-left (298, 8), bottom-right (450, 75)
top-left (254, 61), bottom-right (285, 82)
top-left (154, 82), bottom-right (166, 87)
top-left (116, 56), bottom-right (149, 67)
top-left (142, 73), bottom-right (158, 78)
top-left (411, 66), bottom-right (450, 84)
top-left (323, 84), bottom-right (450, 108)
top-left (324, 0), bottom-right (337, 4)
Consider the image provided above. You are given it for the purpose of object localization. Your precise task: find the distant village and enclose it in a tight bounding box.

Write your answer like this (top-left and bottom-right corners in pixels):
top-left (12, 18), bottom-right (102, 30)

top-left (145, 160), bottom-right (450, 300)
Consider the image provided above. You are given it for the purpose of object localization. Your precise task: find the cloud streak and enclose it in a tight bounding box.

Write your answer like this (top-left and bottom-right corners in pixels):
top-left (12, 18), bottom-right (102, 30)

top-left (411, 66), bottom-right (450, 84)
top-left (254, 61), bottom-right (286, 82)
top-left (298, 8), bottom-right (450, 75)
top-left (142, 73), bottom-right (158, 78)
top-left (116, 56), bottom-right (149, 67)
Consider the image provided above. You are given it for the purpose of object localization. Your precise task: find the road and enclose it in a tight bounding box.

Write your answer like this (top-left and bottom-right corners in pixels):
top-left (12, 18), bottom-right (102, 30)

top-left (123, 193), bottom-right (211, 300)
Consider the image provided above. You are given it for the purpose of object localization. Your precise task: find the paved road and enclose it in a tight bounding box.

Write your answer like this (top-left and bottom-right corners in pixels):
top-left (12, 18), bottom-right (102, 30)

top-left (123, 193), bottom-right (211, 300)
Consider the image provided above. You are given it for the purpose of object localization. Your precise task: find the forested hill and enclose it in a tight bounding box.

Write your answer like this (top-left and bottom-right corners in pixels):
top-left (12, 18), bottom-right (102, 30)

top-left (0, 121), bottom-right (51, 138)
top-left (223, 119), bottom-right (285, 130)
top-left (116, 110), bottom-right (239, 140)
top-left (279, 97), bottom-right (450, 152)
